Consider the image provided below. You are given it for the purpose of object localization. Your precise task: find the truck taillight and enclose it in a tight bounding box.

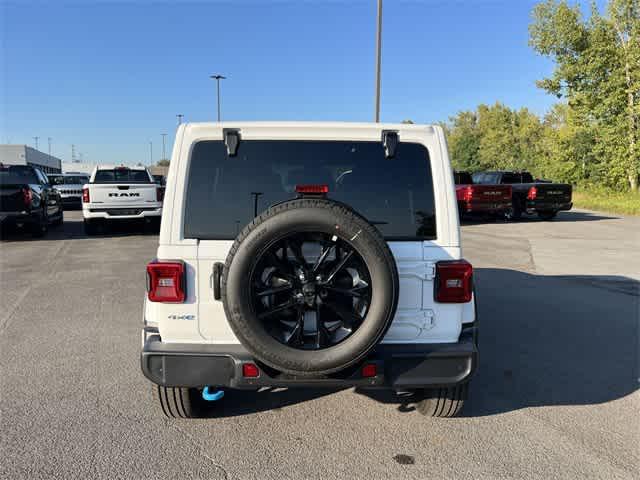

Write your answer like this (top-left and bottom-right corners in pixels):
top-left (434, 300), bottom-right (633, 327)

top-left (21, 188), bottom-right (32, 208)
top-left (463, 186), bottom-right (474, 202)
top-left (82, 187), bottom-right (90, 203)
top-left (527, 186), bottom-right (537, 200)
top-left (157, 186), bottom-right (165, 202)
top-left (434, 260), bottom-right (473, 303)
top-left (146, 261), bottom-right (185, 303)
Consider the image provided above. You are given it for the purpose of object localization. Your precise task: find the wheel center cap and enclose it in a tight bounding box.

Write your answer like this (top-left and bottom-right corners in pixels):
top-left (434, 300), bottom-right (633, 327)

top-left (302, 283), bottom-right (317, 306)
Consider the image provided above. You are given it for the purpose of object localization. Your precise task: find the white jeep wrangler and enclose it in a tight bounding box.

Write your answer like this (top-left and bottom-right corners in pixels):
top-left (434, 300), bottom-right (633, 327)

top-left (142, 122), bottom-right (477, 418)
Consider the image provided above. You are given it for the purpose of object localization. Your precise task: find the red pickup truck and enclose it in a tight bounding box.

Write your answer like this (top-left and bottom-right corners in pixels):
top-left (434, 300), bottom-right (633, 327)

top-left (454, 171), bottom-right (512, 220)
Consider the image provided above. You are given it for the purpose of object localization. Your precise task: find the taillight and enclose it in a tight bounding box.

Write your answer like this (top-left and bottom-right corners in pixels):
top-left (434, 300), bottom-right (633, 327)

top-left (156, 186), bottom-right (165, 202)
top-left (295, 184), bottom-right (329, 194)
top-left (463, 186), bottom-right (474, 202)
top-left (435, 260), bottom-right (473, 303)
top-left (242, 363), bottom-right (260, 378)
top-left (361, 364), bottom-right (378, 378)
top-left (146, 261), bottom-right (185, 303)
top-left (82, 187), bottom-right (90, 203)
top-left (21, 188), bottom-right (33, 208)
top-left (505, 185), bottom-right (513, 199)
top-left (527, 186), bottom-right (537, 200)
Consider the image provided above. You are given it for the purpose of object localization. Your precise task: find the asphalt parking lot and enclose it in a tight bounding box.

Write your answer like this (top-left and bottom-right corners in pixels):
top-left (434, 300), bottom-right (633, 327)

top-left (1, 209), bottom-right (638, 480)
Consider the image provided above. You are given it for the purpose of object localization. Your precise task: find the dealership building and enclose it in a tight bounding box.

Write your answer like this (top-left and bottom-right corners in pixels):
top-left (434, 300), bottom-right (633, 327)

top-left (0, 144), bottom-right (62, 174)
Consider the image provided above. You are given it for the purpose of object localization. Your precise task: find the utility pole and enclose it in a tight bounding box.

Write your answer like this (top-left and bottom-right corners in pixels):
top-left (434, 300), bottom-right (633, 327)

top-left (374, 0), bottom-right (383, 123)
top-left (47, 137), bottom-right (52, 160)
top-left (149, 141), bottom-right (153, 165)
top-left (210, 74), bottom-right (226, 122)
top-left (33, 136), bottom-right (40, 150)
top-left (176, 114), bottom-right (184, 126)
top-left (71, 144), bottom-right (76, 162)
top-left (161, 133), bottom-right (167, 161)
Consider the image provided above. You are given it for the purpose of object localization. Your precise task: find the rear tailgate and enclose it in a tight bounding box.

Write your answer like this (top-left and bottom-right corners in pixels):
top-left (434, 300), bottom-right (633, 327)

top-left (87, 183), bottom-right (158, 206)
top-left (0, 185), bottom-right (28, 212)
top-left (468, 184), bottom-right (511, 204)
top-left (531, 183), bottom-right (572, 207)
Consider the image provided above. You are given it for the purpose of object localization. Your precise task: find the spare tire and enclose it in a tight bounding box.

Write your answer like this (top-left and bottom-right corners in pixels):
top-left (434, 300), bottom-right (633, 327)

top-left (221, 198), bottom-right (399, 376)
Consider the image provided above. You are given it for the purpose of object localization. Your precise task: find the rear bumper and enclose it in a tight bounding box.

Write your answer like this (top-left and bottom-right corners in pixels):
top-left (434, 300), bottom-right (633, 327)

top-left (140, 328), bottom-right (478, 390)
top-left (0, 210), bottom-right (41, 226)
top-left (461, 200), bottom-right (512, 213)
top-left (83, 205), bottom-right (162, 220)
top-left (526, 200), bottom-right (572, 212)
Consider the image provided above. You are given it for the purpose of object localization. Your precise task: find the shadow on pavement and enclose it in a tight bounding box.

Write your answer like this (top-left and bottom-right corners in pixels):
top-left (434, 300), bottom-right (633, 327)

top-left (461, 210), bottom-right (617, 225)
top-left (0, 212), bottom-right (159, 242)
top-left (191, 268), bottom-right (638, 419)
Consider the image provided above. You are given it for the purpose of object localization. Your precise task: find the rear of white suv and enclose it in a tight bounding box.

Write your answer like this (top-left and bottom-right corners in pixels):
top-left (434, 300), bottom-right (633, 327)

top-left (82, 165), bottom-right (163, 234)
top-left (141, 122), bottom-right (477, 418)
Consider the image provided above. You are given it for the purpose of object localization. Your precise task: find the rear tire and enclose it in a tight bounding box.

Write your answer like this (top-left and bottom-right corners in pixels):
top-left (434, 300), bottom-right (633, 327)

top-left (153, 385), bottom-right (212, 418)
top-left (538, 210), bottom-right (557, 221)
top-left (505, 196), bottom-right (523, 221)
top-left (52, 209), bottom-right (64, 227)
top-left (415, 384), bottom-right (468, 418)
top-left (83, 219), bottom-right (98, 236)
top-left (31, 213), bottom-right (48, 238)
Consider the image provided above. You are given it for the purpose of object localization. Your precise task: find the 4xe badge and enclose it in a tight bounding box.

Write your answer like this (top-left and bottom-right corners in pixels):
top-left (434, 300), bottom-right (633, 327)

top-left (108, 192), bottom-right (140, 197)
top-left (168, 314), bottom-right (195, 321)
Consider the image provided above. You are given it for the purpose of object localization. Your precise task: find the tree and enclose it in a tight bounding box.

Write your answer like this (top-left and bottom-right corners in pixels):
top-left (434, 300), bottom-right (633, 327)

top-left (529, 0), bottom-right (640, 190)
top-left (157, 159), bottom-right (170, 167)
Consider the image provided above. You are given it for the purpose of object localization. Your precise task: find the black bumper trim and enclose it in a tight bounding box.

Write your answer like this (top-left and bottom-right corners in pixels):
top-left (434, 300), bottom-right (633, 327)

top-left (141, 332), bottom-right (478, 390)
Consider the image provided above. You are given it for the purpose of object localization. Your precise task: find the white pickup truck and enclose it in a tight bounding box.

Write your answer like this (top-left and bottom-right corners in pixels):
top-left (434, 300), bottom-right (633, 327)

top-left (141, 122), bottom-right (477, 418)
top-left (82, 165), bottom-right (163, 235)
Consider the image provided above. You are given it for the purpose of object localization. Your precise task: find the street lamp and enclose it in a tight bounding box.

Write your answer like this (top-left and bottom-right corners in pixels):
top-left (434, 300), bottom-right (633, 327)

top-left (149, 141), bottom-right (153, 165)
top-left (161, 134), bottom-right (167, 161)
top-left (176, 114), bottom-right (184, 126)
top-left (209, 74), bottom-right (226, 122)
top-left (33, 136), bottom-right (40, 150)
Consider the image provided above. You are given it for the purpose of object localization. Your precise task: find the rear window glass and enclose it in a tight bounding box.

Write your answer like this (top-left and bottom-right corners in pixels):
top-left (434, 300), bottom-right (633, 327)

top-left (50, 175), bottom-right (89, 185)
top-left (454, 172), bottom-right (473, 184)
top-left (184, 140), bottom-right (436, 240)
top-left (93, 169), bottom-right (150, 183)
top-left (0, 165), bottom-right (39, 184)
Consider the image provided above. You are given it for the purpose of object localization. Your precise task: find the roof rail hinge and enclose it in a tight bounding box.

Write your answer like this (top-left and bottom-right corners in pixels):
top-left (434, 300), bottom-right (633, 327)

top-left (381, 130), bottom-right (399, 159)
top-left (223, 128), bottom-right (241, 157)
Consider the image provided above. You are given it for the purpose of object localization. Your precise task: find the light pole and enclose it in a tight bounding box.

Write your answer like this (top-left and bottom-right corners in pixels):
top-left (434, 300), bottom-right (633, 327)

top-left (47, 137), bottom-right (52, 160)
top-left (176, 114), bottom-right (184, 126)
top-left (210, 74), bottom-right (226, 122)
top-left (33, 136), bottom-right (40, 150)
top-left (161, 134), bottom-right (167, 161)
top-left (374, 0), bottom-right (382, 123)
top-left (149, 141), bottom-right (153, 165)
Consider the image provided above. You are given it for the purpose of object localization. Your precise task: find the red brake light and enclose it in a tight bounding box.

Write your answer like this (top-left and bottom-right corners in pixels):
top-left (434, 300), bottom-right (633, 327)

top-left (242, 363), bottom-right (260, 378)
top-left (156, 186), bottom-right (165, 202)
top-left (527, 186), bottom-right (537, 200)
top-left (82, 187), bottom-right (90, 203)
top-left (463, 186), bottom-right (474, 202)
top-left (146, 261), bottom-right (185, 303)
top-left (435, 260), bottom-right (473, 303)
top-left (21, 188), bottom-right (33, 208)
top-left (295, 184), bottom-right (329, 194)
top-left (361, 364), bottom-right (377, 378)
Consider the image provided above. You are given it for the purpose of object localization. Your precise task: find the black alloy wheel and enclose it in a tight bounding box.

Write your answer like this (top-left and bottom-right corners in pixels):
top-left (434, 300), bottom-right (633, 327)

top-left (250, 232), bottom-right (372, 351)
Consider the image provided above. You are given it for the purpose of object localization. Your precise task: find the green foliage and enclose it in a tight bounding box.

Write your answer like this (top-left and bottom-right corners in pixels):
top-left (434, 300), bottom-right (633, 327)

top-left (529, 0), bottom-right (640, 190)
top-left (157, 159), bottom-right (170, 167)
top-left (445, 0), bottom-right (639, 193)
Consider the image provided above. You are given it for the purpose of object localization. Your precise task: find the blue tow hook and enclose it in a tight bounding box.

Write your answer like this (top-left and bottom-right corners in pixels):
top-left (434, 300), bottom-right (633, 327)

top-left (202, 386), bottom-right (224, 401)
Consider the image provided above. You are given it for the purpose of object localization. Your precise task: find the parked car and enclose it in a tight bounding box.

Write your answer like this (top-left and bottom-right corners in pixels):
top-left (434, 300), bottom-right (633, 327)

top-left (0, 164), bottom-right (63, 237)
top-left (82, 165), bottom-right (163, 235)
top-left (141, 122), bottom-right (477, 418)
top-left (474, 171), bottom-right (572, 220)
top-left (48, 172), bottom-right (90, 208)
top-left (454, 171), bottom-right (512, 220)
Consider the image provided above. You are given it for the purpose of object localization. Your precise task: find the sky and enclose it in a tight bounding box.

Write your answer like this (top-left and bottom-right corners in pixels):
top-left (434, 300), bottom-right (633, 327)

top-left (1, 0), bottom-right (600, 166)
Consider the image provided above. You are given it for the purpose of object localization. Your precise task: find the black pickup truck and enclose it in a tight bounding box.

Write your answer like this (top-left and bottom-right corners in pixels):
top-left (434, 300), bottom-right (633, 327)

top-left (0, 164), bottom-right (64, 237)
top-left (473, 171), bottom-right (572, 220)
